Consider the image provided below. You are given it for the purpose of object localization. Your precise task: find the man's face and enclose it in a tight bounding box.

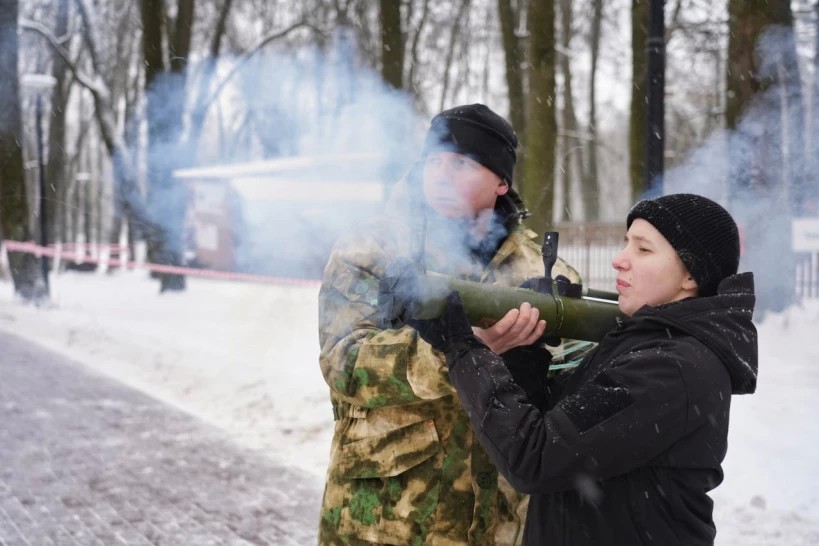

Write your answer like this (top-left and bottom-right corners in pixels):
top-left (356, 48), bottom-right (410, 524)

top-left (612, 218), bottom-right (697, 316)
top-left (422, 151), bottom-right (509, 219)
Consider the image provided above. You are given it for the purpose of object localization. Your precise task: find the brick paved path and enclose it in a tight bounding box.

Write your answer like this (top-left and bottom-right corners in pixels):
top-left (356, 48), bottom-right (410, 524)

top-left (0, 330), bottom-right (322, 546)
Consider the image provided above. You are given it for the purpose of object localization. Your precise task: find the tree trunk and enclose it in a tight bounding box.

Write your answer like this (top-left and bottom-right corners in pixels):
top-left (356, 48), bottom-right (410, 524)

top-left (141, 0), bottom-right (165, 86)
top-left (65, 90), bottom-right (91, 248)
top-left (558, 0), bottom-right (584, 221)
top-left (523, 0), bottom-right (557, 234)
top-left (726, 0), bottom-right (800, 314)
top-left (498, 0), bottom-right (525, 140)
top-left (629, 0), bottom-right (649, 202)
top-left (186, 0), bottom-right (233, 159)
top-left (725, 1), bottom-right (767, 130)
top-left (377, 0), bottom-right (411, 183)
top-left (810, 2), bottom-right (819, 211)
top-left (46, 0), bottom-right (71, 248)
top-left (406, 0), bottom-right (430, 104)
top-left (73, 176), bottom-right (82, 248)
top-left (582, 0), bottom-right (602, 221)
top-left (84, 154), bottom-right (94, 258)
top-left (107, 51), bottom-right (142, 273)
top-left (140, 0), bottom-right (169, 279)
top-left (67, 0), bottom-right (165, 270)
top-left (439, 0), bottom-right (471, 111)
top-left (0, 0), bottom-right (47, 301)
top-left (170, 0), bottom-right (194, 73)
top-left (141, 0), bottom-right (195, 292)
top-left (379, 0), bottom-right (404, 90)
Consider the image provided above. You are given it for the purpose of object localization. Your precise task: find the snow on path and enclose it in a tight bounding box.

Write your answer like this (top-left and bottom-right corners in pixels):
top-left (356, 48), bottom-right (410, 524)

top-left (1, 271), bottom-right (817, 544)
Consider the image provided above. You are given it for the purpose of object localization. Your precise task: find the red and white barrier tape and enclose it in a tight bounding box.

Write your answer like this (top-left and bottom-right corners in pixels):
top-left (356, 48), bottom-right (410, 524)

top-left (50, 242), bottom-right (129, 251)
top-left (1, 240), bottom-right (321, 287)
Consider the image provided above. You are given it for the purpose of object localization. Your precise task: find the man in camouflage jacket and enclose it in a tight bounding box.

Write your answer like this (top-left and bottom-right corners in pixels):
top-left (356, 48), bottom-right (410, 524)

top-left (317, 104), bottom-right (581, 546)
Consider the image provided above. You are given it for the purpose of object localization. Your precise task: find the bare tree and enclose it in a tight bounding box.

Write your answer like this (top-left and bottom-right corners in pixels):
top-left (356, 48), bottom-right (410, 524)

top-left (0, 0), bottom-right (48, 301)
top-left (185, 0), bottom-right (234, 158)
top-left (811, 1), bottom-right (819, 212)
top-left (380, 0), bottom-right (404, 90)
top-left (628, 0), bottom-right (649, 202)
top-left (108, 0), bottom-right (143, 267)
top-left (523, 0), bottom-right (557, 232)
top-left (23, 2), bottom-right (160, 265)
top-left (726, 0), bottom-right (804, 202)
top-left (498, 0), bottom-right (526, 147)
top-left (406, 0), bottom-right (431, 106)
top-left (661, 0), bottom-right (726, 167)
top-left (726, 0), bottom-right (801, 313)
top-left (439, 0), bottom-right (472, 111)
top-left (558, 0), bottom-right (584, 221)
top-left (44, 0), bottom-right (71, 248)
top-left (139, 0), bottom-right (195, 292)
top-left (582, 0), bottom-right (602, 221)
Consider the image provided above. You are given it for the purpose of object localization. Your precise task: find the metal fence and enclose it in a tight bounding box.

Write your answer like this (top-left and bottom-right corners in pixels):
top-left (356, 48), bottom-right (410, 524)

top-left (795, 252), bottom-right (819, 300)
top-left (555, 223), bottom-right (622, 292)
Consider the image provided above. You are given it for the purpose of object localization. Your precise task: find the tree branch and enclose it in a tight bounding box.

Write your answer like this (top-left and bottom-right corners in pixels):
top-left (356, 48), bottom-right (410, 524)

top-left (20, 19), bottom-right (106, 99)
top-left (22, 9), bottom-right (157, 244)
top-left (73, 0), bottom-right (104, 75)
top-left (200, 20), bottom-right (324, 113)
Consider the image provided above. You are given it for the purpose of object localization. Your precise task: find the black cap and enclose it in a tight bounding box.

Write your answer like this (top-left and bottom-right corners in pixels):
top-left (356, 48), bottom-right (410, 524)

top-left (422, 104), bottom-right (517, 184)
top-left (627, 193), bottom-right (740, 297)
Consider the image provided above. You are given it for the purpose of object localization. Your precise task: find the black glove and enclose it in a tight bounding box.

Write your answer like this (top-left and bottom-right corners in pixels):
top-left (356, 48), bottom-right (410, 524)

top-left (407, 291), bottom-right (480, 354)
top-left (501, 345), bottom-right (554, 409)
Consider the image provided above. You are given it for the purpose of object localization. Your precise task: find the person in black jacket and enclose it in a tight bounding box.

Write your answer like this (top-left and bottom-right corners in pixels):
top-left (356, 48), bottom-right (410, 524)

top-left (407, 193), bottom-right (758, 546)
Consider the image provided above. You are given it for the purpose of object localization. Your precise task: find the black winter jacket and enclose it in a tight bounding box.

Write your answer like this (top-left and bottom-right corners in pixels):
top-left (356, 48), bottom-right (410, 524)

top-left (447, 273), bottom-right (758, 546)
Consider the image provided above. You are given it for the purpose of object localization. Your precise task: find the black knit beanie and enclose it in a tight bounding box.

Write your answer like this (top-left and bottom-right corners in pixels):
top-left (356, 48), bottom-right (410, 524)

top-left (422, 104), bottom-right (518, 184)
top-left (627, 193), bottom-right (740, 297)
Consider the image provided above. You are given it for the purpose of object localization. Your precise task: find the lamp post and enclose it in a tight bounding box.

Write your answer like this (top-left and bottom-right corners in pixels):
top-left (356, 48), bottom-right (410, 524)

top-left (21, 73), bottom-right (57, 293)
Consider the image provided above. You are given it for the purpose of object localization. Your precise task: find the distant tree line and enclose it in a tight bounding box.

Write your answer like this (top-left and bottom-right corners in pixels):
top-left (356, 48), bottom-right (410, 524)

top-left (0, 0), bottom-right (816, 308)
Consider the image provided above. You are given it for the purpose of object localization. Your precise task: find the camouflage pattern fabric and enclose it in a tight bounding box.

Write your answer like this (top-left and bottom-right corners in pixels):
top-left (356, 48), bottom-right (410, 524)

top-left (317, 210), bottom-right (581, 546)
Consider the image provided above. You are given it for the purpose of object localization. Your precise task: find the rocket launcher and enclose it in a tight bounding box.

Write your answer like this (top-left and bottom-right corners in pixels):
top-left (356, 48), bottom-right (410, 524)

top-left (378, 232), bottom-right (624, 343)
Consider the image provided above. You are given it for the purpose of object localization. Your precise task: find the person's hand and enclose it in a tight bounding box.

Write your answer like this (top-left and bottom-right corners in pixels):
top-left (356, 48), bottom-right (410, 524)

top-left (407, 292), bottom-right (475, 352)
top-left (472, 302), bottom-right (546, 354)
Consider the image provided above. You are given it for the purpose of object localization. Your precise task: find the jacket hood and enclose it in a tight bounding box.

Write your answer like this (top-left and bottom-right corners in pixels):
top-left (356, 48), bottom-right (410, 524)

top-left (630, 272), bottom-right (758, 394)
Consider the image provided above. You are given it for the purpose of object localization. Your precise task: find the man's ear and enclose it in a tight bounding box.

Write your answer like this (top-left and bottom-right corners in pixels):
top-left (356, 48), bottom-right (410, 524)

top-left (496, 179), bottom-right (510, 196)
top-left (682, 274), bottom-right (698, 292)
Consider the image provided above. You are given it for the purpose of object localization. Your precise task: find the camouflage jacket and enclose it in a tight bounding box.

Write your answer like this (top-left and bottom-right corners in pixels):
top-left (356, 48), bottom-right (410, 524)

top-left (317, 189), bottom-right (580, 546)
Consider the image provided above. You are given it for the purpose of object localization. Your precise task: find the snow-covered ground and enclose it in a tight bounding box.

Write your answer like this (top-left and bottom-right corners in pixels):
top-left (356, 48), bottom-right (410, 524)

top-left (1, 270), bottom-right (817, 545)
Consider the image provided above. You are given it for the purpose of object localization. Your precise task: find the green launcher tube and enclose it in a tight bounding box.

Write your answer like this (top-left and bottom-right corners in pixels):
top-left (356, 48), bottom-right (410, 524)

top-left (397, 273), bottom-right (624, 343)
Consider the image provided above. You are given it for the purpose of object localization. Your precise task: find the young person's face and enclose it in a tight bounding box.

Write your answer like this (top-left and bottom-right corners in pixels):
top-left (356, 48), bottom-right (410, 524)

top-left (612, 218), bottom-right (698, 316)
top-left (422, 152), bottom-right (509, 219)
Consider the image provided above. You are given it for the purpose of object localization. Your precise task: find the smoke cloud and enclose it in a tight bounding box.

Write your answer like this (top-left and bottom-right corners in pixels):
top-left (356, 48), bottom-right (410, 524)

top-left (168, 32), bottom-right (421, 279)
top-left (664, 24), bottom-right (818, 313)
